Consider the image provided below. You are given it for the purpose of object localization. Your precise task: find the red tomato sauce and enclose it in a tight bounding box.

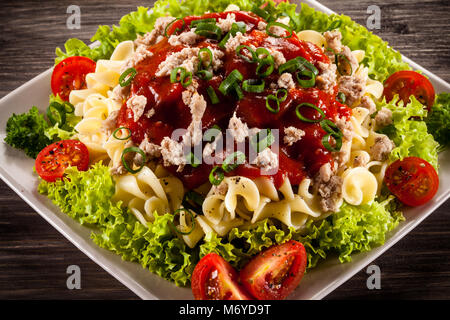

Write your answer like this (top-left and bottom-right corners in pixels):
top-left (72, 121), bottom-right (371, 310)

top-left (117, 11), bottom-right (351, 189)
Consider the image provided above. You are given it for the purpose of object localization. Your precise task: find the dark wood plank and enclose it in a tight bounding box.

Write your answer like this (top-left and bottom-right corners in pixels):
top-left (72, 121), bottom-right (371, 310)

top-left (0, 0), bottom-right (449, 300)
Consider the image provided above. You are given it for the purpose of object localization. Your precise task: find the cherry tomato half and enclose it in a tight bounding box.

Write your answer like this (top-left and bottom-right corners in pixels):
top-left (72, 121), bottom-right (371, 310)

top-left (35, 140), bottom-right (90, 182)
top-left (239, 240), bottom-right (307, 300)
top-left (51, 56), bottom-right (96, 101)
top-left (384, 157), bottom-right (439, 207)
top-left (383, 70), bottom-right (435, 111)
top-left (191, 253), bottom-right (252, 300)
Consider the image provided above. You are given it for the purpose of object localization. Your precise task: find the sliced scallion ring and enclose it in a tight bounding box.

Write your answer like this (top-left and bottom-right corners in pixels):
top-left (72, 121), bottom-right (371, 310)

top-left (219, 69), bottom-right (243, 96)
top-left (296, 69), bottom-right (316, 88)
top-left (236, 45), bottom-right (257, 63)
top-left (187, 151), bottom-right (201, 168)
top-left (170, 67), bottom-right (186, 83)
top-left (121, 147), bottom-right (146, 174)
top-left (198, 47), bottom-right (213, 70)
top-left (250, 129), bottom-right (275, 153)
top-left (322, 133), bottom-right (342, 152)
top-left (335, 53), bottom-right (353, 76)
top-left (320, 119), bottom-right (343, 138)
top-left (112, 127), bottom-right (132, 140)
top-left (295, 103), bottom-right (325, 123)
top-left (337, 92), bottom-right (346, 104)
top-left (256, 58), bottom-right (274, 78)
top-left (206, 86), bottom-right (220, 104)
top-left (164, 18), bottom-right (185, 37)
top-left (194, 22), bottom-right (222, 40)
top-left (196, 69), bottom-right (213, 81)
top-left (276, 88), bottom-right (288, 102)
top-left (190, 18), bottom-right (216, 28)
top-left (222, 151), bottom-right (246, 173)
top-left (181, 71), bottom-right (193, 87)
top-left (242, 79), bottom-right (265, 93)
top-left (265, 94), bottom-right (280, 113)
top-left (172, 208), bottom-right (196, 235)
top-left (266, 21), bottom-right (293, 39)
top-left (119, 67), bottom-right (137, 87)
top-left (209, 166), bottom-right (224, 185)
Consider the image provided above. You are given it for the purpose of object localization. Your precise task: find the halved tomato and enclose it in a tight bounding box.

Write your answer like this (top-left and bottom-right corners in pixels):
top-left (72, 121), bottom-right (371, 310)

top-left (383, 70), bottom-right (435, 111)
top-left (239, 240), bottom-right (307, 300)
top-left (51, 56), bottom-right (96, 101)
top-left (384, 157), bottom-right (439, 207)
top-left (191, 253), bottom-right (252, 300)
top-left (35, 140), bottom-right (90, 182)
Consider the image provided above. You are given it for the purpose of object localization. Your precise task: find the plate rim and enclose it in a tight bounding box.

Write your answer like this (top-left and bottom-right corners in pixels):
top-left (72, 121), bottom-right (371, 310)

top-left (0, 0), bottom-right (449, 300)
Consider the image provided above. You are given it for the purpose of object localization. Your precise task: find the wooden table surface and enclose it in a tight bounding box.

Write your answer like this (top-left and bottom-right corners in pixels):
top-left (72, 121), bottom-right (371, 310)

top-left (0, 0), bottom-right (449, 300)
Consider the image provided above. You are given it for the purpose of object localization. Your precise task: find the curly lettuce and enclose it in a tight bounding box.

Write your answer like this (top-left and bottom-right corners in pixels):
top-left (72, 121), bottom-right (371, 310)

top-left (379, 95), bottom-right (440, 170)
top-left (38, 163), bottom-right (194, 286)
top-left (299, 197), bottom-right (404, 268)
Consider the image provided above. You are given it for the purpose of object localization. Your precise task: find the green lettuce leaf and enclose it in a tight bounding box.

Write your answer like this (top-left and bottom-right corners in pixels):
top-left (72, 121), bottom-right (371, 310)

top-left (426, 92), bottom-right (450, 151)
top-left (38, 163), bottom-right (193, 286)
top-left (299, 197), bottom-right (404, 268)
top-left (379, 95), bottom-right (440, 169)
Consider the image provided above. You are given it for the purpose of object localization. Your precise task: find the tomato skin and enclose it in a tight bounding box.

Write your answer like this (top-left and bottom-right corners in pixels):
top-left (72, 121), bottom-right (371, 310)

top-left (383, 70), bottom-right (435, 111)
top-left (35, 140), bottom-right (90, 182)
top-left (385, 157), bottom-right (439, 207)
top-left (51, 56), bottom-right (96, 101)
top-left (239, 240), bottom-right (307, 300)
top-left (191, 253), bottom-right (253, 300)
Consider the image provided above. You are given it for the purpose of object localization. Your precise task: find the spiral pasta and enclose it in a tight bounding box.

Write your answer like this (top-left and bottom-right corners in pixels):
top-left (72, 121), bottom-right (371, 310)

top-left (69, 41), bottom-right (135, 163)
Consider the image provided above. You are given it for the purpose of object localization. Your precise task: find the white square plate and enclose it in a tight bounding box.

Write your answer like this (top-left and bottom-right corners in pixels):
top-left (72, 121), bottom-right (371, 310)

top-left (0, 0), bottom-right (449, 300)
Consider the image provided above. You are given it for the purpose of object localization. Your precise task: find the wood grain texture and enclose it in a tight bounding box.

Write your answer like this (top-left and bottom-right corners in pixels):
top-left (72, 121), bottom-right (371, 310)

top-left (0, 0), bottom-right (448, 300)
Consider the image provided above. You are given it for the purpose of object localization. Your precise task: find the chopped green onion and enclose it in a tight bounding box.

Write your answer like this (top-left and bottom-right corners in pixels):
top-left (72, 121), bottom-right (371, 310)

top-left (183, 190), bottom-right (205, 207)
top-left (276, 88), bottom-right (288, 102)
top-left (265, 94), bottom-right (280, 113)
top-left (190, 18), bottom-right (216, 28)
top-left (46, 102), bottom-right (66, 126)
top-left (195, 22), bottom-right (222, 40)
top-left (255, 47), bottom-right (272, 61)
top-left (209, 166), bottom-right (224, 185)
top-left (279, 56), bottom-right (318, 76)
top-left (198, 47), bottom-right (213, 70)
top-left (252, 5), bottom-right (271, 21)
top-left (196, 69), bottom-right (213, 81)
top-left (218, 22), bottom-right (246, 49)
top-left (112, 127), bottom-right (132, 140)
top-left (242, 79), bottom-right (265, 93)
top-left (296, 69), bottom-right (316, 88)
top-left (236, 45), bottom-right (257, 63)
top-left (335, 53), bottom-right (353, 76)
top-left (187, 151), bottom-right (201, 168)
top-left (337, 92), bottom-right (346, 104)
top-left (206, 86), bottom-right (220, 104)
top-left (164, 18), bottom-right (185, 37)
top-left (250, 129), bottom-right (275, 152)
top-left (256, 58), bottom-right (274, 78)
top-left (320, 119), bottom-right (343, 152)
top-left (121, 147), bottom-right (146, 174)
top-left (170, 67), bottom-right (192, 88)
top-left (219, 69), bottom-right (243, 97)
top-left (172, 208), bottom-right (196, 235)
top-left (119, 68), bottom-right (137, 87)
top-left (222, 151), bottom-right (245, 173)
top-left (295, 103), bottom-right (325, 123)
top-left (266, 21), bottom-right (293, 39)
